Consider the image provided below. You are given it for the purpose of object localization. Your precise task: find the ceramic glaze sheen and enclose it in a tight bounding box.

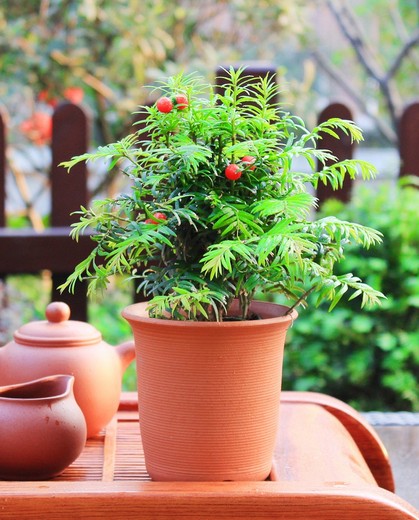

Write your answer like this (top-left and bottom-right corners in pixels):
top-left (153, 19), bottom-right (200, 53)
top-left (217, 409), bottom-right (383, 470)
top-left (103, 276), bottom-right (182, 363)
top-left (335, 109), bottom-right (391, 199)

top-left (0, 375), bottom-right (87, 480)
top-left (122, 300), bottom-right (297, 482)
top-left (0, 302), bottom-right (135, 438)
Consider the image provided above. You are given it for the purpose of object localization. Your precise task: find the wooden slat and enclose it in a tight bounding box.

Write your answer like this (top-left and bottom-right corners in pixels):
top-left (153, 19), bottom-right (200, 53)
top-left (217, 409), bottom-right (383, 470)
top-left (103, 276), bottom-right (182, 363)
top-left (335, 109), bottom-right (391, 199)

top-left (50, 102), bottom-right (90, 320)
top-left (315, 103), bottom-right (355, 206)
top-left (54, 434), bottom-right (104, 482)
top-left (51, 103), bottom-right (89, 227)
top-left (272, 402), bottom-right (377, 486)
top-left (0, 228), bottom-right (94, 273)
top-left (114, 421), bottom-right (149, 481)
top-left (0, 108), bottom-right (6, 228)
top-left (280, 391), bottom-right (395, 492)
top-left (102, 415), bottom-right (118, 482)
top-left (0, 479), bottom-right (416, 519)
top-left (399, 102), bottom-right (419, 177)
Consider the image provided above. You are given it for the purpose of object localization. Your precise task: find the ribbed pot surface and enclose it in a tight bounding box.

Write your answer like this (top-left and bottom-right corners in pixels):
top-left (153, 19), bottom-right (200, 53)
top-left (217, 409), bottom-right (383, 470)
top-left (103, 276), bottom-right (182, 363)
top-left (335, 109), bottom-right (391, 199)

top-left (122, 300), bottom-right (297, 481)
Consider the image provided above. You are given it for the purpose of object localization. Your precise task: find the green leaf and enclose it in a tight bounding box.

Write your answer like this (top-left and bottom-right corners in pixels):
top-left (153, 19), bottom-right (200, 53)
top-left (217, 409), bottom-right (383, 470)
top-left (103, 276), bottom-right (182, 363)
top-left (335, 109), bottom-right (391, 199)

top-left (376, 333), bottom-right (398, 351)
top-left (251, 193), bottom-right (316, 219)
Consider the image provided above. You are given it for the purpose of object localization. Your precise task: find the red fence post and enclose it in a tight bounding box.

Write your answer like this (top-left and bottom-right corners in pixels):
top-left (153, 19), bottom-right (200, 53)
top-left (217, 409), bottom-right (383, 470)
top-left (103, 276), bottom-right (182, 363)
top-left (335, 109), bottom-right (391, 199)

top-left (51, 103), bottom-right (90, 321)
top-left (0, 109), bottom-right (5, 228)
top-left (399, 102), bottom-right (419, 178)
top-left (316, 103), bottom-right (355, 206)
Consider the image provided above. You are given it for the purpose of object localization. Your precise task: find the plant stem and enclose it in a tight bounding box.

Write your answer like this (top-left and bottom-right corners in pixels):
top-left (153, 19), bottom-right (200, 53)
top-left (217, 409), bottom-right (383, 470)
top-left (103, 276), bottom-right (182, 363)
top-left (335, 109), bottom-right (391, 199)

top-left (285, 285), bottom-right (316, 314)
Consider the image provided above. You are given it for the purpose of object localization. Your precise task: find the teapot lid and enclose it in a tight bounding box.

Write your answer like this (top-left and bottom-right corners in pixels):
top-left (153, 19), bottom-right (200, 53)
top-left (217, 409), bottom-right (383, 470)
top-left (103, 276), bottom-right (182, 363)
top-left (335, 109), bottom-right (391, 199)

top-left (14, 302), bottom-right (102, 347)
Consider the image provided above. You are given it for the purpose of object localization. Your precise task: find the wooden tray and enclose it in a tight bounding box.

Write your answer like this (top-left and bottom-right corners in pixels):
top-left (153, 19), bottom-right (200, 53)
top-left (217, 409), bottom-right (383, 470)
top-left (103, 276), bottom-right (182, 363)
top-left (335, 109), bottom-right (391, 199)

top-left (0, 392), bottom-right (417, 520)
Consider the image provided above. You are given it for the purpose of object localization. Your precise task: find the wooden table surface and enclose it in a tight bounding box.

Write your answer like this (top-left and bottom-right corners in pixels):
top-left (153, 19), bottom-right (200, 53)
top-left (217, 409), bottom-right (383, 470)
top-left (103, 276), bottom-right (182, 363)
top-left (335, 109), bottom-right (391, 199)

top-left (0, 391), bottom-right (417, 520)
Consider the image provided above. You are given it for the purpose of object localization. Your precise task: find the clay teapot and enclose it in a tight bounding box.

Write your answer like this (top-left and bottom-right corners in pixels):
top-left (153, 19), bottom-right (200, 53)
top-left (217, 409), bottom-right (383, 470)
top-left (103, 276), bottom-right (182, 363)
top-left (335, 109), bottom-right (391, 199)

top-left (0, 301), bottom-right (135, 437)
top-left (0, 375), bottom-right (86, 480)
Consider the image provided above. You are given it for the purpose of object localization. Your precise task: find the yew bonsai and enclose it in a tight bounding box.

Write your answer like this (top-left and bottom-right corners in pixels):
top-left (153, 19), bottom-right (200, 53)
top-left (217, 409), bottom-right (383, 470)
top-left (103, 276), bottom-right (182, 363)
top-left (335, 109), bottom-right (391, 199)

top-left (60, 68), bottom-right (384, 320)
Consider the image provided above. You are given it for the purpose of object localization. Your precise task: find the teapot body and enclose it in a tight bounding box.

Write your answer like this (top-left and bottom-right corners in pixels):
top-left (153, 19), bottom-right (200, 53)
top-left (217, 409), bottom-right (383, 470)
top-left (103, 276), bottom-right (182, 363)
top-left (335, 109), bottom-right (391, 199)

top-left (0, 302), bottom-right (135, 437)
top-left (0, 340), bottom-right (129, 437)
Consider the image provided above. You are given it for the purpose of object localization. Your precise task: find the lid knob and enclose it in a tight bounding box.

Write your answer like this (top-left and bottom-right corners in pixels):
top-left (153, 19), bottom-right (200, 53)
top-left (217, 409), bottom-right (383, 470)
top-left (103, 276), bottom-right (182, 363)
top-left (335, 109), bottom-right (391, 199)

top-left (45, 302), bottom-right (71, 323)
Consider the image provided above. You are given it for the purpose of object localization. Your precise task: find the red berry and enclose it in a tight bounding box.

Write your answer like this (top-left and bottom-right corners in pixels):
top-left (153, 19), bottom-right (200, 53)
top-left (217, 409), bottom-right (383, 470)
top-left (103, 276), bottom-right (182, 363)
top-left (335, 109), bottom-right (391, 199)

top-left (225, 164), bottom-right (242, 181)
top-left (38, 89), bottom-right (58, 107)
top-left (38, 89), bottom-right (49, 103)
top-left (174, 94), bottom-right (188, 110)
top-left (145, 212), bottom-right (167, 224)
top-left (64, 86), bottom-right (84, 105)
top-left (156, 96), bottom-right (173, 113)
top-left (241, 155), bottom-right (256, 170)
top-left (20, 112), bottom-right (52, 145)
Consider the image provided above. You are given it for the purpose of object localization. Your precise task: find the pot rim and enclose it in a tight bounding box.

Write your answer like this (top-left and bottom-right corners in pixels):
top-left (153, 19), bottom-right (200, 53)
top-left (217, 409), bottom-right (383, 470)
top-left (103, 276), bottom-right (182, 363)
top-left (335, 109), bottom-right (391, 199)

top-left (122, 299), bottom-right (298, 327)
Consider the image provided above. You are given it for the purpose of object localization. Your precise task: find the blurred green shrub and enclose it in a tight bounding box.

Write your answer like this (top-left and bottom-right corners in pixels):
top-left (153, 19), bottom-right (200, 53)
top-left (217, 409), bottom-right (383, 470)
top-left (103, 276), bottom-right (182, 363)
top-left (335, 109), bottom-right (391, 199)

top-left (281, 178), bottom-right (419, 411)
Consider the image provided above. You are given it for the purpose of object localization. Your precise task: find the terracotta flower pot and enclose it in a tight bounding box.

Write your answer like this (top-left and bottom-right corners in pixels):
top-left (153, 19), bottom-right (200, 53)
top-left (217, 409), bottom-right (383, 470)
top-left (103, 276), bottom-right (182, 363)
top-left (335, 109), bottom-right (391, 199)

top-left (0, 375), bottom-right (87, 480)
top-left (122, 299), bottom-right (297, 481)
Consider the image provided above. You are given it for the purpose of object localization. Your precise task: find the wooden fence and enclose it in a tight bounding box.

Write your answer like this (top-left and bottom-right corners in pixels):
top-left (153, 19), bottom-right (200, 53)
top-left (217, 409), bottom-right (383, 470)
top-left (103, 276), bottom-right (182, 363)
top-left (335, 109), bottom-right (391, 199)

top-left (1, 65), bottom-right (418, 322)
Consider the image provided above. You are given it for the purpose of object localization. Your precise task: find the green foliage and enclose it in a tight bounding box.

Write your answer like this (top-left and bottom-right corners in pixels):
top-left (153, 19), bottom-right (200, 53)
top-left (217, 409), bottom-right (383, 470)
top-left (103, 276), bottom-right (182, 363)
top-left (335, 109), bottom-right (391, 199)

top-left (281, 179), bottom-right (419, 410)
top-left (0, 0), bottom-right (308, 147)
top-left (60, 68), bottom-right (384, 321)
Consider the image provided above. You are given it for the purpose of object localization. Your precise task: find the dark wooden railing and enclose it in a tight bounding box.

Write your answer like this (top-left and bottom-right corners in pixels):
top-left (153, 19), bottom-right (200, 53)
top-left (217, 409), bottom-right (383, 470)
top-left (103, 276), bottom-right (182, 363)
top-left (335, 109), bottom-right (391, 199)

top-left (1, 65), bottom-right (418, 321)
top-left (315, 102), bottom-right (355, 206)
top-left (0, 103), bottom-right (93, 321)
top-left (0, 108), bottom-right (5, 230)
top-left (399, 101), bottom-right (419, 178)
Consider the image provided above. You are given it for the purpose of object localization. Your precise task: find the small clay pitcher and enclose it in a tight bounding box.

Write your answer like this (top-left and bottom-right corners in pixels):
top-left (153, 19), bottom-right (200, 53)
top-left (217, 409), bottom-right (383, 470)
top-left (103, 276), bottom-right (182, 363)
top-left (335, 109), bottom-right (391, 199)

top-left (0, 375), bottom-right (87, 480)
top-left (0, 302), bottom-right (135, 437)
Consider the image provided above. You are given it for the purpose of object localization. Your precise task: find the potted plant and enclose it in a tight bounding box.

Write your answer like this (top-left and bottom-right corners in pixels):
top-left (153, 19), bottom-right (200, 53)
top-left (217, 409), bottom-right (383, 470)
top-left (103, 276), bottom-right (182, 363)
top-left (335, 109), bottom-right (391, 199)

top-left (60, 67), bottom-right (384, 482)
